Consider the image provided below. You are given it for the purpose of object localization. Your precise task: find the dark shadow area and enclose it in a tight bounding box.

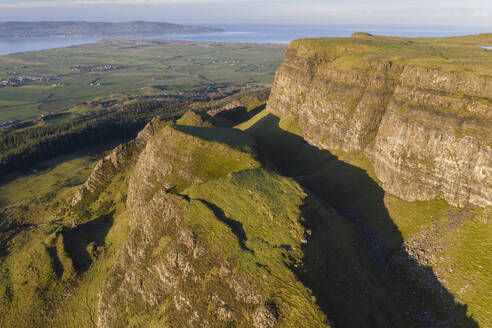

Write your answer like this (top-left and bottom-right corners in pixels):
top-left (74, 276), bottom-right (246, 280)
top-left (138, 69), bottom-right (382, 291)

top-left (46, 246), bottom-right (64, 279)
top-left (214, 106), bottom-right (248, 121)
top-left (212, 103), bottom-right (266, 126)
top-left (255, 262), bottom-right (271, 274)
top-left (172, 125), bottom-right (255, 152)
top-left (61, 213), bottom-right (114, 274)
top-left (197, 198), bottom-right (252, 253)
top-left (0, 222), bottom-right (36, 258)
top-left (244, 114), bottom-right (478, 328)
top-left (171, 188), bottom-right (252, 253)
top-left (248, 104), bottom-right (267, 118)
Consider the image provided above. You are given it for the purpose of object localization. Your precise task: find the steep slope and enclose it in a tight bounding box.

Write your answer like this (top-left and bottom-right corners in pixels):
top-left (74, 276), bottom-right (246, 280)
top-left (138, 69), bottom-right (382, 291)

top-left (3, 110), bottom-right (475, 327)
top-left (75, 120), bottom-right (334, 327)
top-left (239, 112), bottom-right (486, 328)
top-left (267, 34), bottom-right (492, 207)
top-left (1, 34), bottom-right (491, 328)
top-left (0, 118), bottom-right (332, 327)
top-left (75, 108), bottom-right (486, 327)
top-left (262, 34), bottom-right (492, 327)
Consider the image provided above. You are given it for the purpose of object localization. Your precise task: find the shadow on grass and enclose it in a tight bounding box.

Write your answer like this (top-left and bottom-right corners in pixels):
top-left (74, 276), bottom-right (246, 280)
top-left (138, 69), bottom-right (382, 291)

top-left (173, 189), bottom-right (252, 253)
top-left (244, 114), bottom-right (478, 328)
top-left (213, 103), bottom-right (266, 125)
top-left (197, 198), bottom-right (252, 253)
top-left (61, 213), bottom-right (114, 274)
top-left (173, 125), bottom-right (255, 152)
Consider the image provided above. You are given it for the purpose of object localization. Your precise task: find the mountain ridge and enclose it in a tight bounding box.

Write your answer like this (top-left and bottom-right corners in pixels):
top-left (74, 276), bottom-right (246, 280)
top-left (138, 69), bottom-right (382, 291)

top-left (0, 21), bottom-right (222, 38)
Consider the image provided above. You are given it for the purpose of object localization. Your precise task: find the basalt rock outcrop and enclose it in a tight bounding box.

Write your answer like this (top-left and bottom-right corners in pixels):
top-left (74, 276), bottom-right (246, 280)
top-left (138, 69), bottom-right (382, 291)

top-left (71, 117), bottom-right (163, 207)
top-left (70, 118), bottom-right (331, 327)
top-left (267, 36), bottom-right (492, 207)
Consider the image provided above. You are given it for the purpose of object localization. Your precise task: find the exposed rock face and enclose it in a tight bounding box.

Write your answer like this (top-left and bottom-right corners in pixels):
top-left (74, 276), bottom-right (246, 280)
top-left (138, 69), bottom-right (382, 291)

top-left (369, 107), bottom-right (491, 207)
top-left (71, 117), bottom-right (163, 206)
top-left (96, 124), bottom-right (278, 327)
top-left (267, 39), bottom-right (492, 207)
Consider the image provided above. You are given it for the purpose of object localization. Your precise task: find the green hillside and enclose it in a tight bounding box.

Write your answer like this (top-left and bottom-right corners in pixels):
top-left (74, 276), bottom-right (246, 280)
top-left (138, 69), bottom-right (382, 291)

top-left (0, 33), bottom-right (491, 327)
top-left (0, 103), bottom-right (488, 326)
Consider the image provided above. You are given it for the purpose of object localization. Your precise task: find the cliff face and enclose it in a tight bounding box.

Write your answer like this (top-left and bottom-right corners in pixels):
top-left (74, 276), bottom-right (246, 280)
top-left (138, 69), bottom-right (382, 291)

top-left (267, 37), bottom-right (492, 207)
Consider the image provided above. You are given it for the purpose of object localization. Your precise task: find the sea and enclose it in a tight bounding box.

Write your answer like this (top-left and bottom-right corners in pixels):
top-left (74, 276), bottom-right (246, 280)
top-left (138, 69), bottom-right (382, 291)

top-left (0, 24), bottom-right (490, 56)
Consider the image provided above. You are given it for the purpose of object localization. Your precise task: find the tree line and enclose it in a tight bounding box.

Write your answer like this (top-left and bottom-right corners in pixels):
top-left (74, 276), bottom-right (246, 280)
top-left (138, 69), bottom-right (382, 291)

top-left (0, 100), bottom-right (188, 177)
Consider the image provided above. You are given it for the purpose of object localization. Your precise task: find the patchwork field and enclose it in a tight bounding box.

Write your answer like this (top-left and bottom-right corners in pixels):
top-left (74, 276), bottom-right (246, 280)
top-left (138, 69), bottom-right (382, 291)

top-left (0, 39), bottom-right (285, 122)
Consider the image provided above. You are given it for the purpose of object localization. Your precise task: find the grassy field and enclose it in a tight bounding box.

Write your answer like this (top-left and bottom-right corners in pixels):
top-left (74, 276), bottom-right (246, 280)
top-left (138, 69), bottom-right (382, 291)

top-left (288, 33), bottom-right (492, 75)
top-left (0, 100), bottom-right (34, 108)
top-left (0, 154), bottom-right (95, 208)
top-left (0, 39), bottom-right (285, 122)
top-left (0, 140), bottom-right (123, 225)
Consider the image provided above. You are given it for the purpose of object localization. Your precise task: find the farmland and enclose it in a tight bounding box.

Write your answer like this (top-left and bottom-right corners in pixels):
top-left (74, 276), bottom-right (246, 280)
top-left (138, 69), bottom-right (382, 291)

top-left (0, 39), bottom-right (285, 122)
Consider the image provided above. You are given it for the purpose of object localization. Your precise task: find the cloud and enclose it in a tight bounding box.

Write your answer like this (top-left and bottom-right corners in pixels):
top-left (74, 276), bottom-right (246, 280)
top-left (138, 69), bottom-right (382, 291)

top-left (0, 0), bottom-right (490, 27)
top-left (0, 0), bottom-right (248, 8)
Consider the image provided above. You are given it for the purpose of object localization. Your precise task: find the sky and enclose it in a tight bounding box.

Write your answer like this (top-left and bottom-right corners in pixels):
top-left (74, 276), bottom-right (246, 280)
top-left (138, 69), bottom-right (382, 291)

top-left (0, 0), bottom-right (491, 28)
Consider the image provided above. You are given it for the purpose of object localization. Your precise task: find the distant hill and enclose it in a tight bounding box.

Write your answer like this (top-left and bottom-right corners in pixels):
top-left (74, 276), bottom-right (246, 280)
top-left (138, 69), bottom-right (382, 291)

top-left (0, 21), bottom-right (223, 38)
